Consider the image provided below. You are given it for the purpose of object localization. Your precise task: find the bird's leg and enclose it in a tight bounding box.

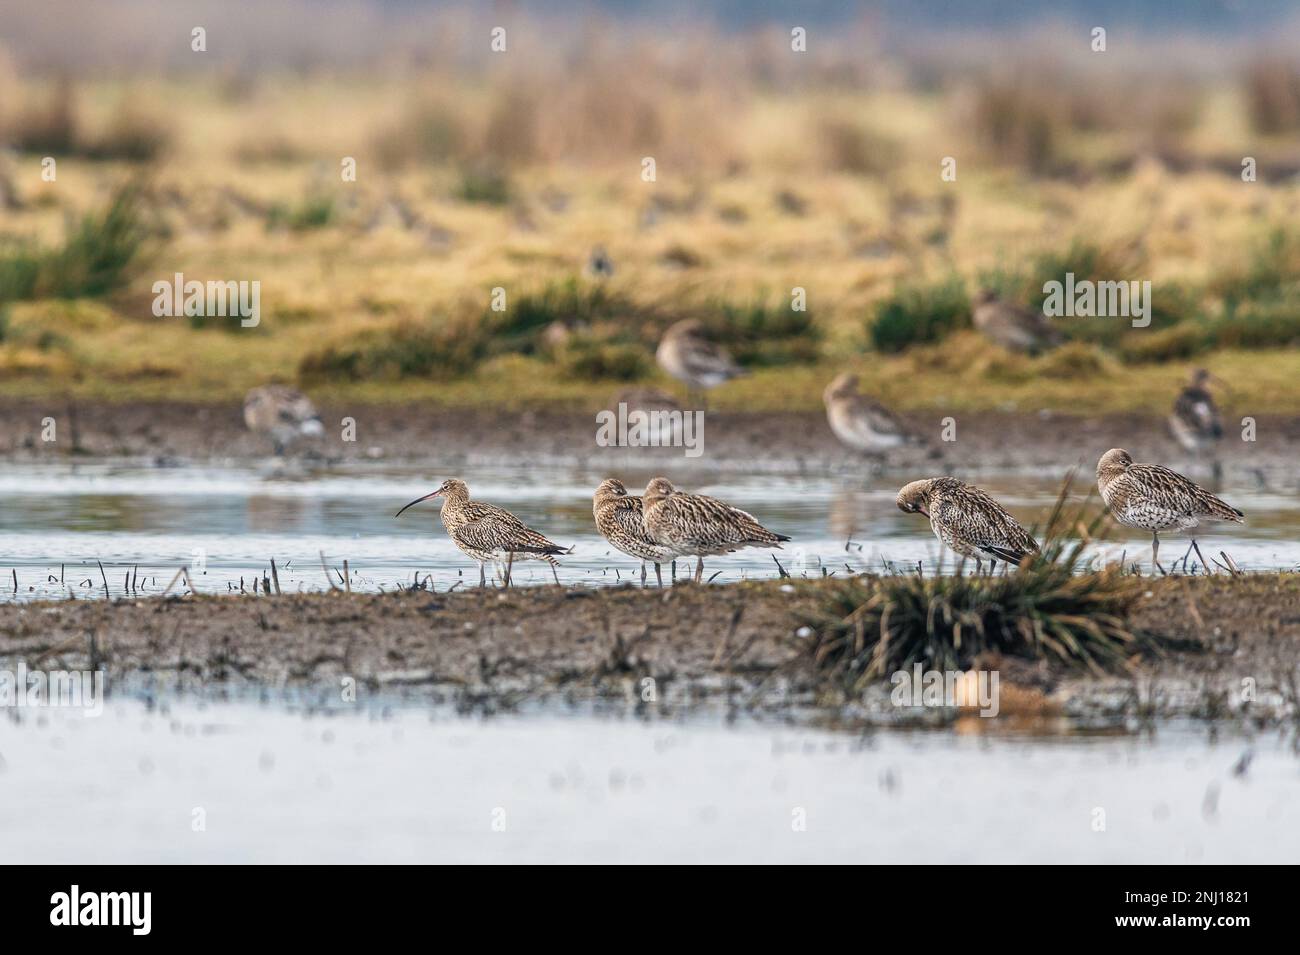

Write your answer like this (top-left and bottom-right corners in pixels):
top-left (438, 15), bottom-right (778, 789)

top-left (1151, 531), bottom-right (1160, 574)
top-left (671, 560), bottom-right (677, 584)
top-left (654, 563), bottom-right (663, 588)
top-left (974, 558), bottom-right (982, 577)
top-left (694, 557), bottom-right (704, 584)
top-left (640, 560), bottom-right (647, 586)
top-left (505, 551), bottom-right (514, 588)
top-left (478, 562), bottom-right (486, 588)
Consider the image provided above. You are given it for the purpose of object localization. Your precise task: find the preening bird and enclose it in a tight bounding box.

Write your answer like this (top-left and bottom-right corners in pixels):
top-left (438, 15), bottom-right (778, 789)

top-left (896, 477), bottom-right (1038, 574)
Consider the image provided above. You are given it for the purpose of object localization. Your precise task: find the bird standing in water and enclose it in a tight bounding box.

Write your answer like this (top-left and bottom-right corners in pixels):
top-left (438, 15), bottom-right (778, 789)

top-left (641, 477), bottom-right (789, 584)
top-left (1096, 448), bottom-right (1243, 574)
top-left (592, 478), bottom-right (677, 586)
top-left (395, 479), bottom-right (568, 587)
top-left (896, 477), bottom-right (1038, 574)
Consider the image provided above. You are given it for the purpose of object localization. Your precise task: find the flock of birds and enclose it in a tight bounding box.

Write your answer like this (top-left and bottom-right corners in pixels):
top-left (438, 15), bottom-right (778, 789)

top-left (240, 305), bottom-right (1242, 586)
top-left (381, 448), bottom-right (1243, 588)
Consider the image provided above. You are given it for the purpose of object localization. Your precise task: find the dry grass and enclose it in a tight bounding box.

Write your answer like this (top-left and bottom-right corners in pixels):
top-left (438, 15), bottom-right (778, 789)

top-left (1, 30), bottom-right (1299, 413)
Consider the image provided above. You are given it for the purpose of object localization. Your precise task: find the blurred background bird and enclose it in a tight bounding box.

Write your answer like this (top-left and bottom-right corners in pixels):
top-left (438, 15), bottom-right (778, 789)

top-left (972, 289), bottom-right (1065, 355)
top-left (655, 319), bottom-right (745, 408)
top-left (1169, 368), bottom-right (1225, 479)
top-left (243, 384), bottom-right (324, 454)
top-left (823, 372), bottom-right (919, 461)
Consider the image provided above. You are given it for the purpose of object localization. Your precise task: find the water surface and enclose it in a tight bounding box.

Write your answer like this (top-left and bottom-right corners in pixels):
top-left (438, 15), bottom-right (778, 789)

top-left (1, 698), bottom-right (1292, 863)
top-left (0, 460), bottom-right (1296, 601)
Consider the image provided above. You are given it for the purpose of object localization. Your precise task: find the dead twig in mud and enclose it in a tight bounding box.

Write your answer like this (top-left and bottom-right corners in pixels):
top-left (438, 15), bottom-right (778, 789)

top-left (182, 567), bottom-right (198, 594)
top-left (772, 554), bottom-right (790, 579)
top-left (96, 560), bottom-right (110, 599)
top-left (270, 558), bottom-right (282, 595)
top-left (319, 551), bottom-right (340, 592)
top-left (1191, 540), bottom-right (1213, 576)
top-left (343, 559), bottom-right (352, 595)
top-left (160, 567), bottom-right (186, 598)
top-left (1220, 551), bottom-right (1243, 577)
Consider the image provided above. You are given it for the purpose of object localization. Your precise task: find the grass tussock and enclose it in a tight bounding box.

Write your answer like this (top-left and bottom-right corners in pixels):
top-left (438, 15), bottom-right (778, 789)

top-left (869, 277), bottom-right (969, 353)
top-left (798, 484), bottom-right (1149, 688)
top-left (0, 185), bottom-right (148, 305)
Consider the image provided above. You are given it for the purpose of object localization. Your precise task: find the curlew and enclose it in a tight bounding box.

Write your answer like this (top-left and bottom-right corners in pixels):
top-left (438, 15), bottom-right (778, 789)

top-left (823, 372), bottom-right (917, 456)
top-left (243, 385), bottom-right (325, 454)
top-left (655, 319), bottom-right (745, 408)
top-left (395, 479), bottom-right (568, 587)
top-left (593, 478), bottom-right (678, 586)
top-left (896, 478), bottom-right (1038, 574)
top-left (642, 477), bottom-right (789, 584)
top-left (1096, 448), bottom-right (1243, 573)
top-left (1169, 369), bottom-right (1224, 475)
top-left (972, 289), bottom-right (1065, 355)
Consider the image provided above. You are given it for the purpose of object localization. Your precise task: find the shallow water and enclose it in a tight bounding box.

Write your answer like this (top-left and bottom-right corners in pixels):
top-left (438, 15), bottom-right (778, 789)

top-left (1, 697), bottom-right (1294, 863)
top-left (0, 460), bottom-right (1296, 601)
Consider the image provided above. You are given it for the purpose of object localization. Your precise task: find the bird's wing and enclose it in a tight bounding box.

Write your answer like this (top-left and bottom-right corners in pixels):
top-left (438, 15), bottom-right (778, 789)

top-left (934, 487), bottom-right (1037, 562)
top-left (681, 339), bottom-right (744, 379)
top-left (1128, 464), bottom-right (1243, 521)
top-left (854, 395), bottom-right (912, 439)
top-left (1174, 387), bottom-right (1222, 438)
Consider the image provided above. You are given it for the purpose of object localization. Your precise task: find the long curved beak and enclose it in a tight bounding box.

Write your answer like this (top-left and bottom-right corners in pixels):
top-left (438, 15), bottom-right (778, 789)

top-left (395, 491), bottom-right (440, 518)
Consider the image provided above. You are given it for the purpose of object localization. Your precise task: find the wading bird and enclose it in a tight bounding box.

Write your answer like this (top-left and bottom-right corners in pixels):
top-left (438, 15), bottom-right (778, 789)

top-left (593, 478), bottom-right (678, 586)
top-left (896, 478), bottom-right (1038, 574)
top-left (642, 477), bottom-right (789, 584)
top-left (655, 319), bottom-right (745, 408)
top-left (972, 289), bottom-right (1065, 355)
top-left (1169, 369), bottom-right (1224, 477)
top-left (395, 479), bottom-right (568, 587)
top-left (243, 385), bottom-right (324, 454)
top-left (1096, 448), bottom-right (1243, 573)
top-left (823, 372), bottom-right (917, 457)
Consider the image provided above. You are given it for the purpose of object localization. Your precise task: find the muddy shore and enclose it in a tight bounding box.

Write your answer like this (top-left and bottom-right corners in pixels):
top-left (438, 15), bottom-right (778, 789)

top-left (3, 577), bottom-right (1298, 728)
top-left (3, 397), bottom-right (1299, 478)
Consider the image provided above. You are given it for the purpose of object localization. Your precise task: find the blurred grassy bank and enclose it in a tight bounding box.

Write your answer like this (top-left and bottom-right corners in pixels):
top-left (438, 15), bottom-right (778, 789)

top-left (3, 22), bottom-right (1300, 415)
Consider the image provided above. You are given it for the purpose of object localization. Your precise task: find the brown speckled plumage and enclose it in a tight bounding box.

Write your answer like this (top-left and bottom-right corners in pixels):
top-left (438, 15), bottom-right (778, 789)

top-left (972, 289), bottom-right (1065, 355)
top-left (395, 478), bottom-right (567, 586)
top-left (593, 478), bottom-right (677, 586)
top-left (642, 477), bottom-right (789, 583)
top-left (896, 477), bottom-right (1038, 571)
top-left (1096, 448), bottom-right (1243, 571)
top-left (1169, 369), bottom-right (1223, 455)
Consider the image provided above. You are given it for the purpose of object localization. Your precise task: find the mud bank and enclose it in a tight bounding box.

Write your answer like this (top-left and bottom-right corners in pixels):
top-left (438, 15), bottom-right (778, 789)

top-left (2, 576), bottom-right (1298, 728)
top-left (2, 397), bottom-right (1299, 477)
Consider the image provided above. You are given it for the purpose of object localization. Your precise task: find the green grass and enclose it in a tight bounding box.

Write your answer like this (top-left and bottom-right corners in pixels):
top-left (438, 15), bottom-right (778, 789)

top-left (0, 185), bottom-right (148, 305)
top-left (869, 276), bottom-right (969, 353)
